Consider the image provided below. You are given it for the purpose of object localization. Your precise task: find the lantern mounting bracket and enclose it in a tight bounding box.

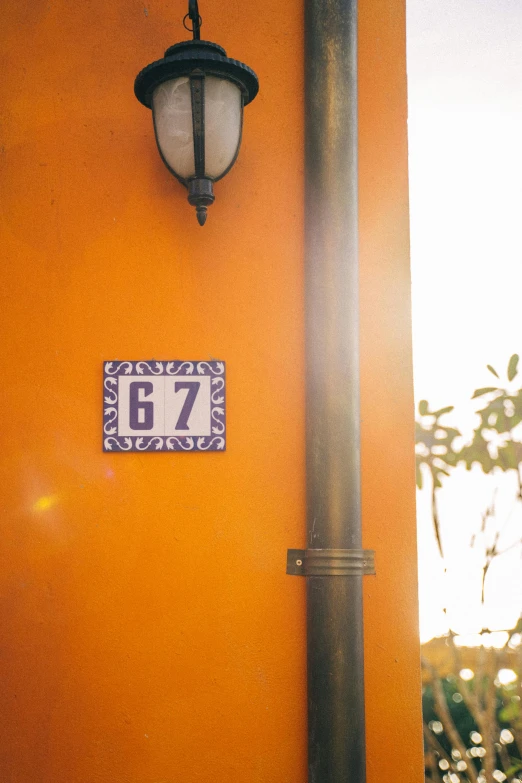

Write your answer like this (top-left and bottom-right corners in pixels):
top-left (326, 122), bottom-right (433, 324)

top-left (184, 0), bottom-right (202, 40)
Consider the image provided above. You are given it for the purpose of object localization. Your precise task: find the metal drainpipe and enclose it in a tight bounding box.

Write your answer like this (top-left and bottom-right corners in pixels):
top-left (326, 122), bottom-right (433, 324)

top-left (287, 0), bottom-right (375, 780)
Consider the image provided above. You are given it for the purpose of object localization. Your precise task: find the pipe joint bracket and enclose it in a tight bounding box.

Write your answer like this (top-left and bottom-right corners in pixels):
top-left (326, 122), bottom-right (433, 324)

top-left (286, 548), bottom-right (375, 577)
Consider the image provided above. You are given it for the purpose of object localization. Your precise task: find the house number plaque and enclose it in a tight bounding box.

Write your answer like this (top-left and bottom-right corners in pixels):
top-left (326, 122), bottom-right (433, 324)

top-left (103, 361), bottom-right (226, 452)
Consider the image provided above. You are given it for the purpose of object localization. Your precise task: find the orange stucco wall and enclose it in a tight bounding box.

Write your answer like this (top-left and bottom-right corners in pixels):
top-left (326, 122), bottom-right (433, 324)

top-left (0, 0), bottom-right (423, 781)
top-left (359, 2), bottom-right (424, 779)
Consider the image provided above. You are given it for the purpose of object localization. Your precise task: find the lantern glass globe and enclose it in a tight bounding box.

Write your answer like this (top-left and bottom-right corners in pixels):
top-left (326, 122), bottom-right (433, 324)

top-left (152, 76), bottom-right (243, 182)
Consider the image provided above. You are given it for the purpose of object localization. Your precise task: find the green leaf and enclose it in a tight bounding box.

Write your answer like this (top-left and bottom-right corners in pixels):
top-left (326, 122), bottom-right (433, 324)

top-left (500, 699), bottom-right (522, 722)
top-left (505, 760), bottom-right (522, 777)
top-left (487, 364), bottom-right (500, 378)
top-left (432, 406), bottom-right (454, 417)
top-left (445, 427), bottom-right (461, 438)
top-left (472, 387), bottom-right (499, 399)
top-left (444, 451), bottom-right (458, 467)
top-left (459, 435), bottom-right (495, 473)
top-left (508, 353), bottom-right (520, 381)
top-left (416, 462), bottom-right (423, 489)
top-left (497, 442), bottom-right (519, 470)
top-left (418, 400), bottom-right (428, 416)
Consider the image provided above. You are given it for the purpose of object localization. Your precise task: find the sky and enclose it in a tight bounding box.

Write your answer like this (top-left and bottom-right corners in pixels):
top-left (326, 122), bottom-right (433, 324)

top-left (406, 0), bottom-right (522, 642)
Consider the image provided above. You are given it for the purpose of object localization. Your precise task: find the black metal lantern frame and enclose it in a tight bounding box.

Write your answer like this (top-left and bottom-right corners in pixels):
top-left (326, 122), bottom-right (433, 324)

top-left (135, 2), bottom-right (259, 225)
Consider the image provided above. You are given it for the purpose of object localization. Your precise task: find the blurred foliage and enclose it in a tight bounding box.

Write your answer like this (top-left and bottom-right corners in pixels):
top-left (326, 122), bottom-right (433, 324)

top-left (416, 354), bottom-right (522, 487)
top-left (422, 664), bottom-right (522, 783)
top-left (422, 637), bottom-right (521, 683)
top-left (417, 355), bottom-right (522, 783)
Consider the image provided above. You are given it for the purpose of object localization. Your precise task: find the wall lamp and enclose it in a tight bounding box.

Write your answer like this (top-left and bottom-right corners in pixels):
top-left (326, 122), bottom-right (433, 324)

top-left (134, 0), bottom-right (259, 225)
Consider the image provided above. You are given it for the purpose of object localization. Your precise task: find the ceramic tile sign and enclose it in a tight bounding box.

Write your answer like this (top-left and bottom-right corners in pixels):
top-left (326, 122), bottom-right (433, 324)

top-left (103, 361), bottom-right (225, 452)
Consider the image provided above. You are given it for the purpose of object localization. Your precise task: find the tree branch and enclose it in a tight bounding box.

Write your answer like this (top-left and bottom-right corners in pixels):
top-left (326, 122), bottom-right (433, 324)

top-left (423, 723), bottom-right (444, 783)
top-left (431, 479), bottom-right (445, 560)
top-left (423, 657), bottom-right (479, 783)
